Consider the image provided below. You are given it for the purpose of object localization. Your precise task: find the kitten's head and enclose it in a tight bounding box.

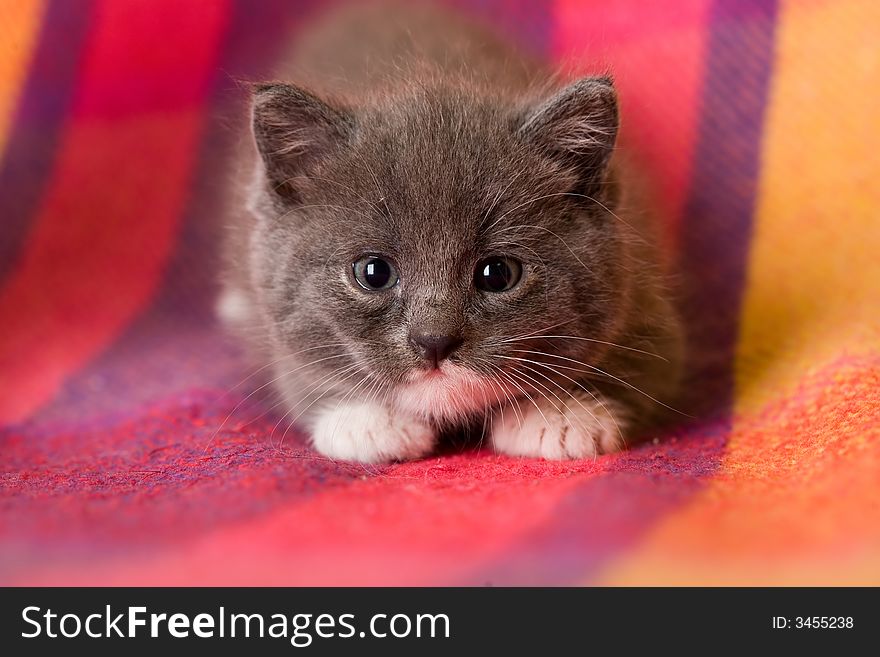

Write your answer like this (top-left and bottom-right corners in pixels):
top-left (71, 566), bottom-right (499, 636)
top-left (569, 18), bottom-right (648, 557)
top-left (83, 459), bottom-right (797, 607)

top-left (247, 76), bottom-right (627, 424)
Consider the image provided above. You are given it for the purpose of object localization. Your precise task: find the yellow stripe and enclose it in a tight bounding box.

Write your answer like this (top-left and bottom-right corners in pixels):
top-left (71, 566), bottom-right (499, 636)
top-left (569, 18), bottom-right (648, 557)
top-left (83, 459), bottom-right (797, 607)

top-left (595, 0), bottom-right (880, 585)
top-left (0, 0), bottom-right (47, 159)
top-left (734, 0), bottom-right (880, 413)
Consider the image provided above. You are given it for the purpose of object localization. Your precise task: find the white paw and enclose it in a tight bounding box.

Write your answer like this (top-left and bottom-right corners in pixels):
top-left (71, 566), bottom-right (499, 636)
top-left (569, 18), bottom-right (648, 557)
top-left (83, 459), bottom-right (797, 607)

top-left (491, 393), bottom-right (625, 459)
top-left (310, 401), bottom-right (436, 463)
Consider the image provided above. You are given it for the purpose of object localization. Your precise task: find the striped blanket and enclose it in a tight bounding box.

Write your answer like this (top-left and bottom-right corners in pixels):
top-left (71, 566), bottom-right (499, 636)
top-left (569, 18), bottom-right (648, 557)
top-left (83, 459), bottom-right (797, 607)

top-left (1, 0), bottom-right (878, 585)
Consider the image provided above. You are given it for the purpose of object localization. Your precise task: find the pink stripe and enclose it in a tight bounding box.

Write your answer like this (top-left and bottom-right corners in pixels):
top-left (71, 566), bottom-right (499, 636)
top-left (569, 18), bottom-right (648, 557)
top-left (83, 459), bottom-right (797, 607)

top-left (554, 0), bottom-right (712, 254)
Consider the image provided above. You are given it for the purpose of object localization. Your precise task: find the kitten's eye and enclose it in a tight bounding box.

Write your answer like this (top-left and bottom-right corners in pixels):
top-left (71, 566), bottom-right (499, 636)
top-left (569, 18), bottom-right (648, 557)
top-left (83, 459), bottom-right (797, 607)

top-left (474, 257), bottom-right (522, 293)
top-left (352, 255), bottom-right (399, 291)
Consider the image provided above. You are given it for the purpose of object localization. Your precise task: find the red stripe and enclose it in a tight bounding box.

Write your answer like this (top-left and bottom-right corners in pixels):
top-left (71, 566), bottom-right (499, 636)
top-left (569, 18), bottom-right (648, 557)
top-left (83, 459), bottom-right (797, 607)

top-left (0, 0), bottom-right (230, 424)
top-left (6, 451), bottom-right (611, 585)
top-left (554, 0), bottom-right (712, 255)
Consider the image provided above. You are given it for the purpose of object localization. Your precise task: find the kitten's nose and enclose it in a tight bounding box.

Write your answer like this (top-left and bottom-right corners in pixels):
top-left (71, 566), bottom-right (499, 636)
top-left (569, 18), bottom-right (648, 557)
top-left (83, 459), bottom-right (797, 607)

top-left (409, 333), bottom-right (463, 369)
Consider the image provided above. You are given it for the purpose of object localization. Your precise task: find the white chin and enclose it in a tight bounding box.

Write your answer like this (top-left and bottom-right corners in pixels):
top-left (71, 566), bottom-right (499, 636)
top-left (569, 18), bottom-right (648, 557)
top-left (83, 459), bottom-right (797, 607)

top-left (393, 362), bottom-right (499, 423)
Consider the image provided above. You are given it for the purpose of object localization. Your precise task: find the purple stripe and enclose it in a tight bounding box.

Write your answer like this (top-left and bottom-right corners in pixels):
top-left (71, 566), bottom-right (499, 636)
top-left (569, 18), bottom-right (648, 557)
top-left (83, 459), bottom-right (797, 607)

top-left (463, 0), bottom-right (779, 585)
top-left (0, 0), bottom-right (94, 283)
top-left (678, 0), bottom-right (778, 417)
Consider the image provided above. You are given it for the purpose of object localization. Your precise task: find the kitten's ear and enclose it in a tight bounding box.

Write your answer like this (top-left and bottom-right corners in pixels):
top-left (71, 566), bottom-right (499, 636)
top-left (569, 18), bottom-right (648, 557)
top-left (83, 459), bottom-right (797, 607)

top-left (519, 77), bottom-right (619, 192)
top-left (251, 82), bottom-right (353, 200)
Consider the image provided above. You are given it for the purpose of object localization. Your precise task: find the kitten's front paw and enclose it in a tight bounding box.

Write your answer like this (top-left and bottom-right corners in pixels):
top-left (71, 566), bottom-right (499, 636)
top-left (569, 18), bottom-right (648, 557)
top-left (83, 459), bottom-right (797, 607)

top-left (491, 393), bottom-right (625, 459)
top-left (310, 401), bottom-right (436, 463)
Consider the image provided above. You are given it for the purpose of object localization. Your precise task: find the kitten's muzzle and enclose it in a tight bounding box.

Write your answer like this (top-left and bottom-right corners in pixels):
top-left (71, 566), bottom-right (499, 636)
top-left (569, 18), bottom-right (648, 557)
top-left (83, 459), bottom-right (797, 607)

top-left (409, 332), bottom-right (463, 369)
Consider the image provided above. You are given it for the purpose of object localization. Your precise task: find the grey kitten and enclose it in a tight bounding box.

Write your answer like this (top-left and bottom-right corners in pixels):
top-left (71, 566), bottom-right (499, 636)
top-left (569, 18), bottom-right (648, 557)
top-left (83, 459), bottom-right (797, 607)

top-left (220, 2), bottom-right (684, 463)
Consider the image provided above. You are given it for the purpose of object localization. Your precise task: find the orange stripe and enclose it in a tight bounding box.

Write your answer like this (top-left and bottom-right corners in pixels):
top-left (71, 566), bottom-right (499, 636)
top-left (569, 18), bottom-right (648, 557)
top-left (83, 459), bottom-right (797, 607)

top-left (0, 0), bottom-right (230, 423)
top-left (0, 0), bottom-right (46, 160)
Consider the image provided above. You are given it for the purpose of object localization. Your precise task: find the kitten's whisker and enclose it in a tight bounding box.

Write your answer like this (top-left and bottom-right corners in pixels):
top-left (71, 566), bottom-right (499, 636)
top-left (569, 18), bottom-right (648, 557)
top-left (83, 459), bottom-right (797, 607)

top-left (472, 359), bottom-right (509, 450)
top-left (503, 351), bottom-right (617, 383)
top-left (482, 366), bottom-right (508, 425)
top-left (499, 317), bottom-right (578, 343)
top-left (361, 367), bottom-right (387, 410)
top-left (494, 364), bottom-right (528, 427)
top-left (481, 164), bottom-right (529, 227)
top-left (502, 368), bottom-right (567, 438)
top-left (564, 190), bottom-right (651, 246)
top-left (538, 361), bottom-right (626, 450)
top-left (359, 156), bottom-right (395, 223)
top-left (272, 203), bottom-right (371, 223)
top-left (283, 174), bottom-right (385, 216)
top-left (275, 362), bottom-right (371, 451)
top-left (205, 351), bottom-right (352, 453)
top-left (216, 342), bottom-right (352, 401)
top-left (498, 223), bottom-right (595, 276)
top-left (578, 361), bottom-right (691, 417)
top-left (484, 191), bottom-right (569, 231)
top-left (501, 362), bottom-right (595, 440)
top-left (235, 394), bottom-right (290, 432)
top-left (500, 350), bottom-right (625, 389)
top-left (269, 362), bottom-right (364, 448)
top-left (475, 358), bottom-right (526, 427)
top-left (503, 336), bottom-right (668, 361)
top-left (304, 366), bottom-right (385, 473)
top-left (485, 190), bottom-right (649, 247)
top-left (491, 366), bottom-right (553, 430)
top-left (322, 245), bottom-right (349, 271)
top-left (479, 403), bottom-right (489, 450)
top-left (238, 359), bottom-right (361, 434)
top-left (312, 369), bottom-right (375, 455)
top-left (267, 362), bottom-right (361, 449)
top-left (508, 348), bottom-right (689, 417)
top-left (352, 374), bottom-right (389, 475)
top-left (488, 239), bottom-right (548, 270)
top-left (500, 355), bottom-right (624, 446)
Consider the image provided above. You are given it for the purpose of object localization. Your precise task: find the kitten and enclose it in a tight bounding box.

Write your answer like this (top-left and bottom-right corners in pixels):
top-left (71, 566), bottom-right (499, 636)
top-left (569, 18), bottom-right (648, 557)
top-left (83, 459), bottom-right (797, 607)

top-left (219, 1), bottom-right (684, 463)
